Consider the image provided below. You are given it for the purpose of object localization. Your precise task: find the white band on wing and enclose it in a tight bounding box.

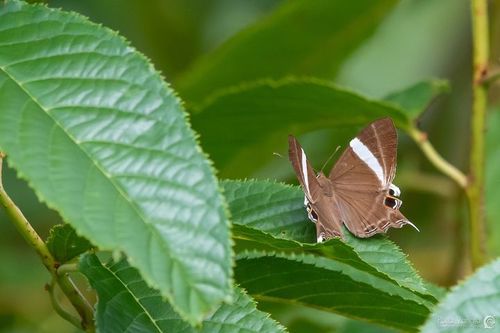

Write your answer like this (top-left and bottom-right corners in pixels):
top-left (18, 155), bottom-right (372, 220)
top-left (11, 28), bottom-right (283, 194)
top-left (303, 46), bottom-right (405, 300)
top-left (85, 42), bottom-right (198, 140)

top-left (301, 148), bottom-right (310, 196)
top-left (349, 137), bottom-right (385, 185)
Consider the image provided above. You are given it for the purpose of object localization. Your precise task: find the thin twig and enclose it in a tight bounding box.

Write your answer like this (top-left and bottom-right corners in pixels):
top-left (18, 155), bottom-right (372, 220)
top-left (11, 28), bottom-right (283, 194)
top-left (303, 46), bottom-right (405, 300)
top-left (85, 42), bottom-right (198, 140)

top-left (47, 281), bottom-right (82, 328)
top-left (0, 156), bottom-right (56, 271)
top-left (396, 170), bottom-right (457, 198)
top-left (483, 70), bottom-right (500, 87)
top-left (407, 126), bottom-right (468, 189)
top-left (0, 154), bottom-right (95, 331)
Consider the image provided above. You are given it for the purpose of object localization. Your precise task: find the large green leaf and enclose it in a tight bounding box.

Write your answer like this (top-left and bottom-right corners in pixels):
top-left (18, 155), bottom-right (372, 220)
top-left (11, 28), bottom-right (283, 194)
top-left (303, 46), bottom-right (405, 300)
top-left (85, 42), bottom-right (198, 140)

top-left (176, 0), bottom-right (396, 102)
top-left (0, 1), bottom-right (231, 323)
top-left (236, 254), bottom-right (428, 332)
top-left (191, 78), bottom-right (411, 177)
top-left (222, 179), bottom-right (310, 242)
top-left (221, 180), bottom-right (441, 331)
top-left (421, 259), bottom-right (500, 333)
top-left (233, 225), bottom-right (436, 306)
top-left (222, 180), bottom-right (434, 299)
top-left (257, 302), bottom-right (396, 333)
top-left (80, 254), bottom-right (285, 333)
top-left (486, 110), bottom-right (500, 255)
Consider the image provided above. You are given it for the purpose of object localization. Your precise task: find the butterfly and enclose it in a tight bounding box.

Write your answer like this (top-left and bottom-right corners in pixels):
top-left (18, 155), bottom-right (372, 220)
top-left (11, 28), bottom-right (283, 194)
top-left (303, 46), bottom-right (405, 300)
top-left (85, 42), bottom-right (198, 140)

top-left (288, 117), bottom-right (419, 242)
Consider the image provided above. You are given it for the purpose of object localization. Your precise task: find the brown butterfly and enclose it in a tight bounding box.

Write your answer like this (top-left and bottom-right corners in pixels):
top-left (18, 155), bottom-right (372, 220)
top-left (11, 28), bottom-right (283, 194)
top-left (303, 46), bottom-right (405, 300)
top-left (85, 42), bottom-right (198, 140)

top-left (288, 117), bottom-right (418, 242)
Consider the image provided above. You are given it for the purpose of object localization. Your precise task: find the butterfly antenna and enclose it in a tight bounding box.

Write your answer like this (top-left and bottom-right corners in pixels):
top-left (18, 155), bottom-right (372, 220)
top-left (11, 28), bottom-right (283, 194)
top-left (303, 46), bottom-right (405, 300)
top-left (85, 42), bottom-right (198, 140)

top-left (320, 145), bottom-right (341, 173)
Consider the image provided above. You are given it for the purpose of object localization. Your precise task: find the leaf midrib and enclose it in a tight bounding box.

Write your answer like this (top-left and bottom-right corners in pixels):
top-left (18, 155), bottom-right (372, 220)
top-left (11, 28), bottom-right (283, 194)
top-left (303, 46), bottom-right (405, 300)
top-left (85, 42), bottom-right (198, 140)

top-left (235, 225), bottom-right (427, 297)
top-left (253, 294), bottom-right (420, 332)
top-left (100, 260), bottom-right (163, 333)
top-left (238, 251), bottom-right (433, 308)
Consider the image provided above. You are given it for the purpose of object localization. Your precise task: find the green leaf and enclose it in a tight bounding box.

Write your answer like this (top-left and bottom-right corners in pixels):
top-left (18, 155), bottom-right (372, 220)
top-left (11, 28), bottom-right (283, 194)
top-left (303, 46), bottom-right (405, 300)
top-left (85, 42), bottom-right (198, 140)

top-left (220, 179), bottom-right (442, 331)
top-left (234, 225), bottom-right (436, 305)
top-left (79, 254), bottom-right (286, 333)
top-left (222, 179), bottom-right (310, 242)
top-left (222, 180), bottom-right (434, 299)
top-left (421, 259), bottom-right (500, 333)
top-left (191, 78), bottom-right (411, 177)
top-left (46, 224), bottom-right (92, 263)
top-left (177, 0), bottom-right (396, 102)
top-left (257, 303), bottom-right (396, 333)
top-left (0, 1), bottom-right (231, 323)
top-left (236, 254), bottom-right (428, 332)
top-left (486, 110), bottom-right (500, 255)
top-left (383, 80), bottom-right (450, 120)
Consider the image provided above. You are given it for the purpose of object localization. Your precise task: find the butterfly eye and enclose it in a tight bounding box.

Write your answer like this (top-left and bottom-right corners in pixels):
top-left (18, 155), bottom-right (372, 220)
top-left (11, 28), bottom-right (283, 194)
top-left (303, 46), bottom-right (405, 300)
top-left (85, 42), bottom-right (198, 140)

top-left (389, 188), bottom-right (395, 196)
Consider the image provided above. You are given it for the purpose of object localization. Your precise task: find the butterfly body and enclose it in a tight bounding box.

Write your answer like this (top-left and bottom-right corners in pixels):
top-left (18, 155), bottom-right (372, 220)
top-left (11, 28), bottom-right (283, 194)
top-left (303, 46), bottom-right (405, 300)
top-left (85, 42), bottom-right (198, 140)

top-left (288, 118), bottom-right (419, 242)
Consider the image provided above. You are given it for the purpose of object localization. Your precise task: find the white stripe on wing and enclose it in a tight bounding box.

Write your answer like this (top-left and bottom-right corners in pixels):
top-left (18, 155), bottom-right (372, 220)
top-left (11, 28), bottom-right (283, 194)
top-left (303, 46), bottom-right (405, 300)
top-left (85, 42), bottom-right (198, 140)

top-left (349, 137), bottom-right (385, 185)
top-left (301, 148), bottom-right (310, 196)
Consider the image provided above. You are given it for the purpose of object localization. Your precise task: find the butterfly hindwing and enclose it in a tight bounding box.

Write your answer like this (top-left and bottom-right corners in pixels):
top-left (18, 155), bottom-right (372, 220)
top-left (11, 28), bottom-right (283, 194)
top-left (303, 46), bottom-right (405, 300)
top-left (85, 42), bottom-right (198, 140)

top-left (289, 135), bottom-right (344, 239)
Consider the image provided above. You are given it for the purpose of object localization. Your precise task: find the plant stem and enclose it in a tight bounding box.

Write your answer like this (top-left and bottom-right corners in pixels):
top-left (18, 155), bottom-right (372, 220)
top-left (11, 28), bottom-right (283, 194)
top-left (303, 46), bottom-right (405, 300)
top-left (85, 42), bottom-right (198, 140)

top-left (57, 274), bottom-right (95, 330)
top-left (47, 281), bottom-right (82, 329)
top-left (0, 154), bottom-right (95, 331)
top-left (0, 156), bottom-right (57, 271)
top-left (58, 262), bottom-right (79, 275)
top-left (407, 126), bottom-right (468, 189)
top-left (467, 0), bottom-right (489, 269)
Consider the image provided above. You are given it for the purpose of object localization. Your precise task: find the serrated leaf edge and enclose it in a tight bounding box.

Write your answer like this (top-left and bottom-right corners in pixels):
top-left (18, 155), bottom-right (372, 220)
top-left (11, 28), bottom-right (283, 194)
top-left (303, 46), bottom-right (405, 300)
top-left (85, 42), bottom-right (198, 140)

top-left (191, 76), bottom-right (412, 130)
top-left (226, 178), bottom-right (436, 301)
top-left (0, 0), bottom-right (234, 324)
top-left (419, 258), bottom-right (500, 332)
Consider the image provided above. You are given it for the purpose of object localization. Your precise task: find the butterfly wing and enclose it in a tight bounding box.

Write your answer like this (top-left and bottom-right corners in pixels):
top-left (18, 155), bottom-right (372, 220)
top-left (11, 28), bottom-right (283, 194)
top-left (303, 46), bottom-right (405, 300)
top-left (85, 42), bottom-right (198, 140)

top-left (328, 118), bottom-right (417, 237)
top-left (288, 135), bottom-right (323, 203)
top-left (289, 135), bottom-right (345, 241)
top-left (312, 194), bottom-right (344, 241)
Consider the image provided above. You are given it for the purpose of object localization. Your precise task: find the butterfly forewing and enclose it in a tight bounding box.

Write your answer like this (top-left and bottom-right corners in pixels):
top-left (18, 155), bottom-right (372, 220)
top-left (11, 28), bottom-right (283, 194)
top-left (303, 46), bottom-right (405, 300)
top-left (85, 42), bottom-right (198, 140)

top-left (329, 118), bottom-right (397, 187)
top-left (288, 135), bottom-right (322, 203)
top-left (329, 118), bottom-right (411, 237)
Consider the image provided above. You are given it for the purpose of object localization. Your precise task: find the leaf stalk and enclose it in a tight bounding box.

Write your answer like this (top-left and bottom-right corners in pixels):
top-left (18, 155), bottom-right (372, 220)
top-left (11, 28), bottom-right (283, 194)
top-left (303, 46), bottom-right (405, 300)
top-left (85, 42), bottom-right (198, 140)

top-left (407, 126), bottom-right (468, 189)
top-left (0, 154), bottom-right (95, 331)
top-left (47, 281), bottom-right (82, 328)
